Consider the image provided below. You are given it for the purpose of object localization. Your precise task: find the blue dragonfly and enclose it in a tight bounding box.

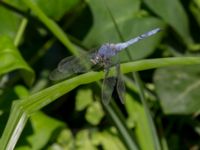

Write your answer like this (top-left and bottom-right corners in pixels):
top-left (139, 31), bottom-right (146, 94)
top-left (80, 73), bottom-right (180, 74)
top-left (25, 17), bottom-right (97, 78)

top-left (49, 28), bottom-right (161, 105)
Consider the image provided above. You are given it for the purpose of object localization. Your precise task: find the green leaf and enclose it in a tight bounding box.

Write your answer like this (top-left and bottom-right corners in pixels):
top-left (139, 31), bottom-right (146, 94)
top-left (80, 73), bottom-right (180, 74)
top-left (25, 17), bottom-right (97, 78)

top-left (125, 93), bottom-right (155, 150)
top-left (84, 0), bottom-right (165, 60)
top-left (46, 128), bottom-right (74, 149)
top-left (75, 89), bottom-right (93, 111)
top-left (154, 65), bottom-right (200, 114)
top-left (21, 0), bottom-right (79, 56)
top-left (143, 0), bottom-right (193, 46)
top-left (190, 0), bottom-right (200, 27)
top-left (75, 130), bottom-right (97, 150)
top-left (86, 0), bottom-right (141, 41)
top-left (4, 0), bottom-right (27, 10)
top-left (4, 0), bottom-right (80, 21)
top-left (85, 0), bottom-right (141, 43)
top-left (0, 4), bottom-right (21, 39)
top-left (55, 129), bottom-right (74, 149)
top-left (33, 0), bottom-right (80, 20)
top-left (92, 129), bottom-right (126, 150)
top-left (16, 111), bottom-right (65, 150)
top-left (14, 85), bottom-right (29, 99)
top-left (85, 101), bottom-right (104, 125)
top-left (0, 35), bottom-right (35, 85)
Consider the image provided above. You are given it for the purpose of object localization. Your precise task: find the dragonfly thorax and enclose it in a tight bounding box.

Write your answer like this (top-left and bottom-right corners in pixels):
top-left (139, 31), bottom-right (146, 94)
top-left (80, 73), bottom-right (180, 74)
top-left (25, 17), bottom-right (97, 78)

top-left (90, 53), bottom-right (104, 65)
top-left (90, 43), bottom-right (119, 67)
top-left (98, 43), bottom-right (117, 58)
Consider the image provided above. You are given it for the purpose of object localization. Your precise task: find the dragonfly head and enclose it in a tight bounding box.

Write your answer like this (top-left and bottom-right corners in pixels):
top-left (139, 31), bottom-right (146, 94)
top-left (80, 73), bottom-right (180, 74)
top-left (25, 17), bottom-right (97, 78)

top-left (90, 44), bottom-right (112, 68)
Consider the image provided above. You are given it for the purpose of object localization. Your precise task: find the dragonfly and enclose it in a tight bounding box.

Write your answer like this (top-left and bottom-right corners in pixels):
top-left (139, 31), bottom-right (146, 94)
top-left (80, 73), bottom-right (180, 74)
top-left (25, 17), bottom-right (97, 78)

top-left (49, 28), bottom-right (161, 105)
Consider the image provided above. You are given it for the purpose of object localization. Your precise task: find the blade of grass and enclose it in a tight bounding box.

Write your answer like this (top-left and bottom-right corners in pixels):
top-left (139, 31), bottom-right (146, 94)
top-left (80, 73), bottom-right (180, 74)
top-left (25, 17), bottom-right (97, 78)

top-left (102, 4), bottom-right (141, 149)
top-left (1, 57), bottom-right (200, 149)
top-left (14, 17), bottom-right (28, 46)
top-left (0, 101), bottom-right (28, 150)
top-left (105, 101), bottom-right (139, 150)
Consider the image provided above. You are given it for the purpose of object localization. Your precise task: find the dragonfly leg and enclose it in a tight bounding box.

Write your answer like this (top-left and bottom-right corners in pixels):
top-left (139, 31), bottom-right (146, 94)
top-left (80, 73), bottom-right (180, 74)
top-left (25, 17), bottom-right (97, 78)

top-left (116, 64), bottom-right (126, 104)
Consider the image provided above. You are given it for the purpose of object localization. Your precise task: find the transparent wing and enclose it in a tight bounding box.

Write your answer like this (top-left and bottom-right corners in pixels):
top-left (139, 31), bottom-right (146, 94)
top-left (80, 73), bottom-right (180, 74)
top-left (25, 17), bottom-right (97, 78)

top-left (49, 53), bottom-right (93, 81)
top-left (49, 68), bottom-right (72, 81)
top-left (58, 53), bottom-right (93, 73)
top-left (101, 69), bottom-right (116, 105)
top-left (116, 64), bottom-right (126, 104)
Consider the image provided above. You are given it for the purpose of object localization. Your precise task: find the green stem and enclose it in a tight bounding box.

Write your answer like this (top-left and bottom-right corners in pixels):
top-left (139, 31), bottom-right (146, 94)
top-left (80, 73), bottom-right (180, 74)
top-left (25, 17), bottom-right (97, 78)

top-left (22, 0), bottom-right (79, 56)
top-left (105, 101), bottom-right (139, 150)
top-left (14, 18), bottom-right (28, 46)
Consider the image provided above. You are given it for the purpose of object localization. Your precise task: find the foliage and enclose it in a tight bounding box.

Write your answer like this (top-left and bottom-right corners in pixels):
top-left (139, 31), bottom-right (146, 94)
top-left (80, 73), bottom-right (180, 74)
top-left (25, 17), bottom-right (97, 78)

top-left (0, 0), bottom-right (200, 150)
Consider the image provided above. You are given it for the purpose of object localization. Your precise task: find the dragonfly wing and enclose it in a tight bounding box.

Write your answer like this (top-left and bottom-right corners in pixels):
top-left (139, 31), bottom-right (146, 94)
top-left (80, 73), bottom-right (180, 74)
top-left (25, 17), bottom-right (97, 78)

top-left (49, 68), bottom-right (74, 81)
top-left (58, 54), bottom-right (92, 73)
top-left (49, 53), bottom-right (93, 81)
top-left (102, 69), bottom-right (116, 105)
top-left (116, 64), bottom-right (126, 104)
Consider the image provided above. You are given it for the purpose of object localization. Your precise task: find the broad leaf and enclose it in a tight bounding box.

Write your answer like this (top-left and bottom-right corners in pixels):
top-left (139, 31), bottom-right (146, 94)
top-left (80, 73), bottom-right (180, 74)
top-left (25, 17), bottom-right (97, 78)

top-left (50, 129), bottom-right (74, 149)
top-left (154, 65), bottom-right (200, 114)
top-left (0, 4), bottom-right (21, 39)
top-left (125, 93), bottom-right (155, 150)
top-left (0, 35), bottom-right (34, 85)
top-left (5, 0), bottom-right (80, 20)
top-left (75, 89), bottom-right (93, 111)
top-left (92, 129), bottom-right (126, 150)
top-left (84, 0), bottom-right (165, 60)
top-left (33, 0), bottom-right (80, 20)
top-left (75, 130), bottom-right (97, 150)
top-left (85, 101), bottom-right (104, 125)
top-left (143, 0), bottom-right (193, 46)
